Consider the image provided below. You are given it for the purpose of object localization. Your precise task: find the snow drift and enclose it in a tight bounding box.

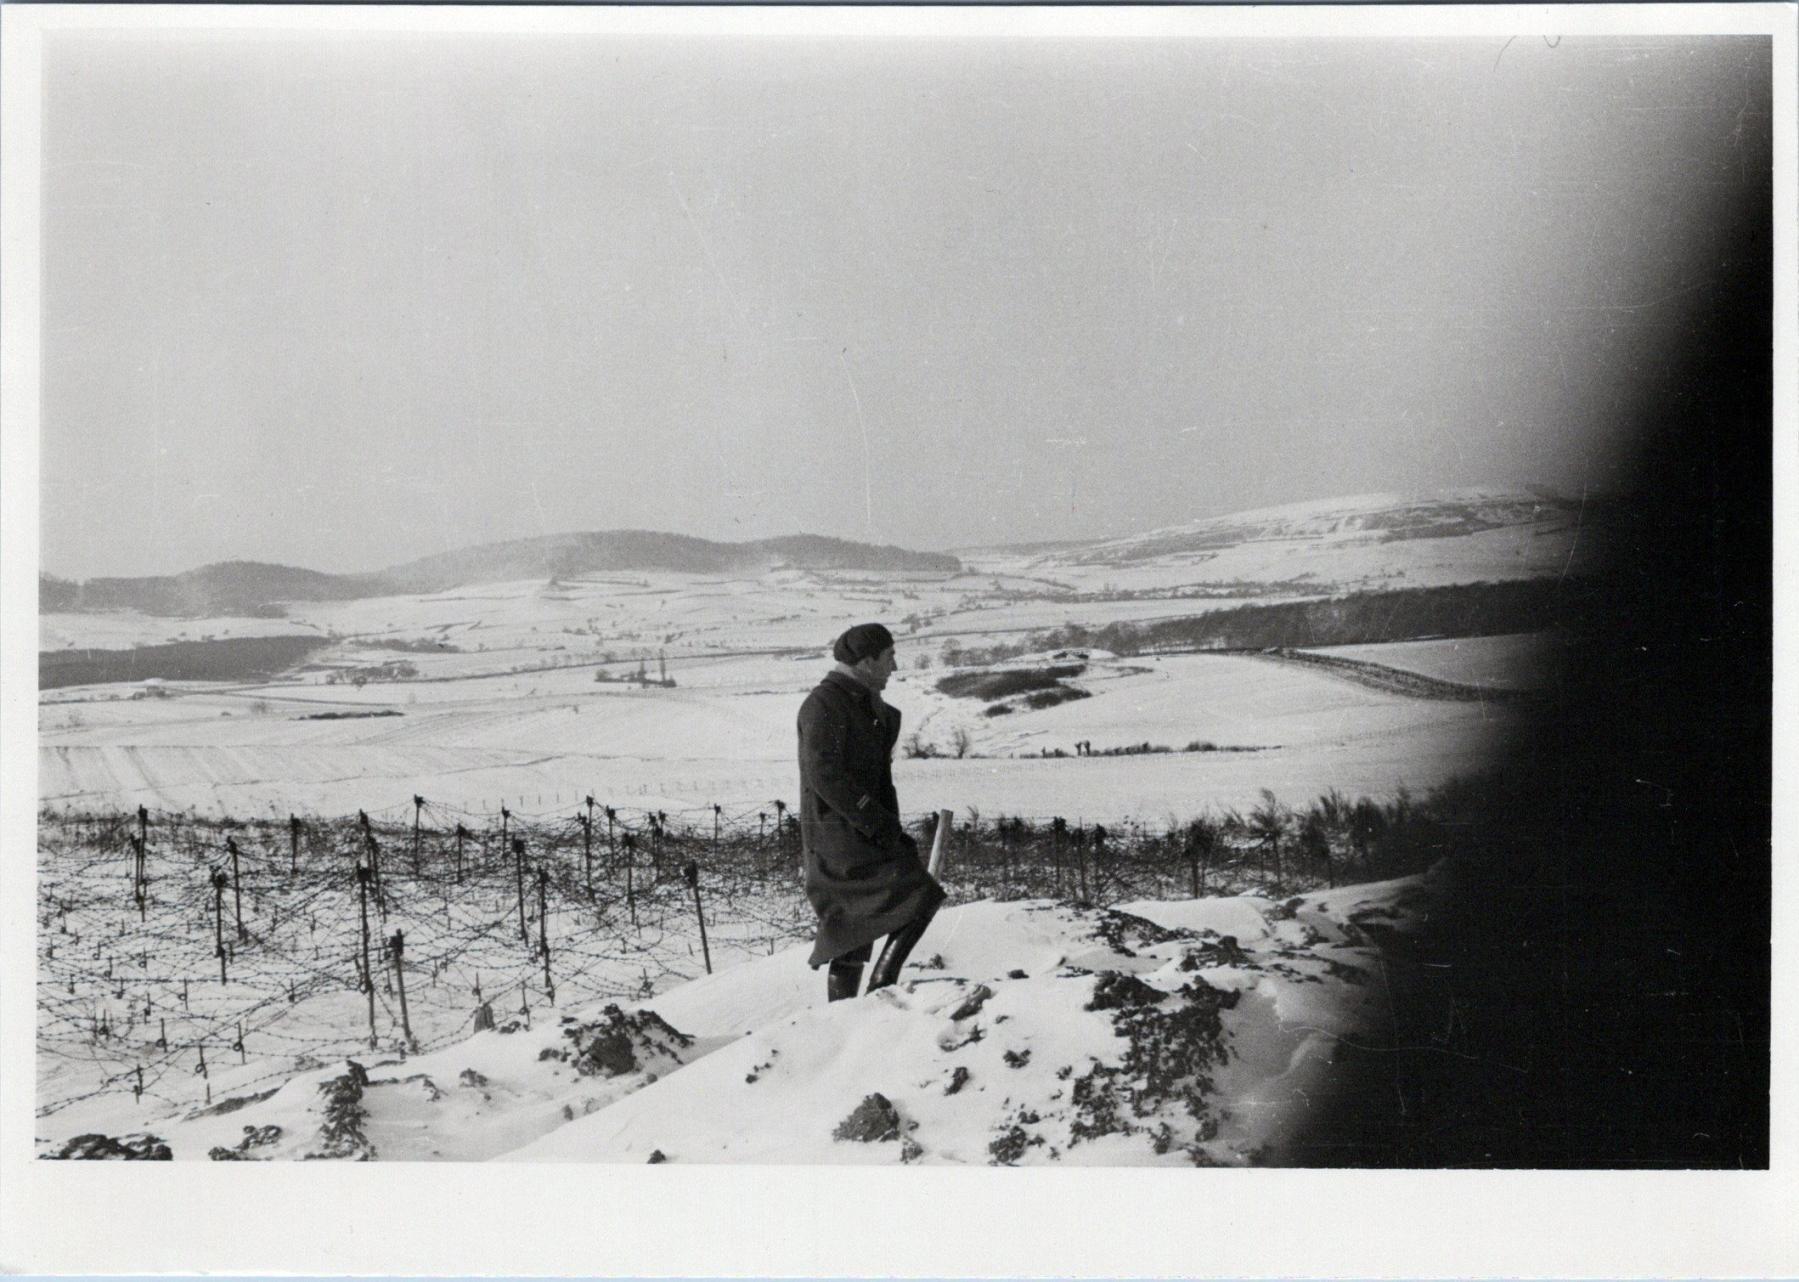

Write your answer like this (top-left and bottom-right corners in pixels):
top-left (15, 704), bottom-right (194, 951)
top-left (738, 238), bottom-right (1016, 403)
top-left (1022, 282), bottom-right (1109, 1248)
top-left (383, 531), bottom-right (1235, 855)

top-left (50, 874), bottom-right (1434, 1166)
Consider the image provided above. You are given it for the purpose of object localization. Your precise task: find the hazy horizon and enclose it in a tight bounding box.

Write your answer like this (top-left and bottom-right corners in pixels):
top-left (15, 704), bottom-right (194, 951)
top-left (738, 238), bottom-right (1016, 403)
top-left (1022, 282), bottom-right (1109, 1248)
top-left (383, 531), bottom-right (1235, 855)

top-left (39, 479), bottom-right (1590, 582)
top-left (40, 29), bottom-right (1771, 579)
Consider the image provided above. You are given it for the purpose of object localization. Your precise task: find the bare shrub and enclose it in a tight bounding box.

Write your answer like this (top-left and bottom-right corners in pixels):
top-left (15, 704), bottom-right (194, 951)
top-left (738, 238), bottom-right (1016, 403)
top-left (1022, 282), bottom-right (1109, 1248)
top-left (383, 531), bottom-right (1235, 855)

top-left (902, 733), bottom-right (938, 759)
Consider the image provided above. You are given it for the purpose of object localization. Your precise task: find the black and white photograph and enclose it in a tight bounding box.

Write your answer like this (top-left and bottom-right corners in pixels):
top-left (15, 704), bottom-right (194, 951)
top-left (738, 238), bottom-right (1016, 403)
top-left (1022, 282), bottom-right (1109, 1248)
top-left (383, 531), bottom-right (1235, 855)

top-left (0, 3), bottom-right (1791, 1276)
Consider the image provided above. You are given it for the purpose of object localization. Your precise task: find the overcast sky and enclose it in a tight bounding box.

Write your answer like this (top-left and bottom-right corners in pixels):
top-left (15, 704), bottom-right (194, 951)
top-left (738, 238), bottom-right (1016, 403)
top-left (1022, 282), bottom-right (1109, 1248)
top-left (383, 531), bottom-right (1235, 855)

top-left (40, 30), bottom-right (1770, 578)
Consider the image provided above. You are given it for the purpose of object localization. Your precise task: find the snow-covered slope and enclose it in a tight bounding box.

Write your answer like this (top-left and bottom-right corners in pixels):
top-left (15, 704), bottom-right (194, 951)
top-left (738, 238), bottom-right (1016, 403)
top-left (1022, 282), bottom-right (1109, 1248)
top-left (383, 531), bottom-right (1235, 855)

top-left (1060, 487), bottom-right (1582, 563)
top-left (54, 876), bottom-right (1434, 1165)
top-left (967, 486), bottom-right (1603, 594)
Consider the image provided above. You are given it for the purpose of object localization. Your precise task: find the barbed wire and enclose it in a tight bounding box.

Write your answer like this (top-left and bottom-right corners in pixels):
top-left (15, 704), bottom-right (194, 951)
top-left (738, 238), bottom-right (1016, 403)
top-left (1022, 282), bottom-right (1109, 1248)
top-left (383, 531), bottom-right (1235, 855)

top-left (34, 788), bottom-right (1453, 1121)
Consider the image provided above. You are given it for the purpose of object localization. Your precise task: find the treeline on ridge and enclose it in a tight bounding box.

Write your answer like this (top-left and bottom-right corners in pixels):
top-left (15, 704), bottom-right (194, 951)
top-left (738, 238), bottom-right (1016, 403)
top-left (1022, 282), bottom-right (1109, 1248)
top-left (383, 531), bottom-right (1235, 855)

top-left (40, 636), bottom-right (328, 691)
top-left (1023, 578), bottom-right (1589, 657)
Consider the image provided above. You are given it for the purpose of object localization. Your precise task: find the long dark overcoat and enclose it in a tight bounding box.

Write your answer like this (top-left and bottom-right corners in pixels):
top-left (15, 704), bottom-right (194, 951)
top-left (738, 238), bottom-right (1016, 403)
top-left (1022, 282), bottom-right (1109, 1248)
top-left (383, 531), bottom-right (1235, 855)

top-left (798, 670), bottom-right (945, 967)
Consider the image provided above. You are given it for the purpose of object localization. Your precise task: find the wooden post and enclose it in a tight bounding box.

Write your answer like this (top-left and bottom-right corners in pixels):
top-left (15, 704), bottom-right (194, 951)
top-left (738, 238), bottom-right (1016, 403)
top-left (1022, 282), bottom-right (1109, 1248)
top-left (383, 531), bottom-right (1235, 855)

top-left (137, 804), bottom-right (148, 854)
top-left (605, 806), bottom-right (616, 875)
top-left (623, 833), bottom-right (637, 927)
top-left (683, 861), bottom-right (711, 974)
top-left (211, 869), bottom-right (229, 983)
top-left (227, 837), bottom-right (245, 941)
top-left (499, 805), bottom-right (510, 872)
top-left (511, 838), bottom-right (529, 943)
top-left (455, 823), bottom-right (468, 883)
top-left (927, 809), bottom-right (954, 878)
top-left (536, 867), bottom-right (554, 1001)
top-left (132, 835), bottom-right (146, 920)
top-left (357, 865), bottom-right (376, 1049)
top-left (1093, 824), bottom-right (1108, 904)
top-left (235, 1021), bottom-right (246, 1064)
top-left (289, 814), bottom-right (301, 876)
top-left (392, 928), bottom-right (415, 1050)
top-left (580, 808), bottom-right (594, 899)
top-left (412, 794), bottom-right (424, 872)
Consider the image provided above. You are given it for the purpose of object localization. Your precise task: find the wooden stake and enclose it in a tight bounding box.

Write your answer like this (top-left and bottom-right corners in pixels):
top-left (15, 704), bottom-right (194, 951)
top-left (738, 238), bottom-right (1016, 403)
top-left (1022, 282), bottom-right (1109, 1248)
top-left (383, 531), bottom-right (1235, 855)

top-left (357, 865), bottom-right (376, 1049)
top-left (580, 806), bottom-right (594, 899)
top-left (211, 869), bottom-right (229, 983)
top-left (511, 838), bottom-right (529, 944)
top-left (227, 837), bottom-right (245, 941)
top-left (927, 809), bottom-right (955, 878)
top-left (623, 833), bottom-right (637, 927)
top-left (683, 861), bottom-right (711, 974)
top-left (392, 928), bottom-right (415, 1050)
top-left (536, 868), bottom-right (554, 1001)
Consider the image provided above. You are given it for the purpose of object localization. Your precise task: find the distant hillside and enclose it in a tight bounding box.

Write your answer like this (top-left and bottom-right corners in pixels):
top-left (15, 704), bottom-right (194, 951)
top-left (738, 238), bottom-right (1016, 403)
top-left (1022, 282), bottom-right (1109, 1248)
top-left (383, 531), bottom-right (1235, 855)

top-left (379, 530), bottom-right (957, 592)
top-left (44, 532), bottom-right (961, 616)
top-left (57, 563), bottom-right (363, 618)
top-left (1052, 488), bottom-right (1598, 568)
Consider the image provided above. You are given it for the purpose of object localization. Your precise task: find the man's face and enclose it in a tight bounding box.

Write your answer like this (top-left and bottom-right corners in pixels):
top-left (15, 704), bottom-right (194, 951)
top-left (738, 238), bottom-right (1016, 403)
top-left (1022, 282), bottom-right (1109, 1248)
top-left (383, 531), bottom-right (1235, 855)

top-left (860, 646), bottom-right (897, 690)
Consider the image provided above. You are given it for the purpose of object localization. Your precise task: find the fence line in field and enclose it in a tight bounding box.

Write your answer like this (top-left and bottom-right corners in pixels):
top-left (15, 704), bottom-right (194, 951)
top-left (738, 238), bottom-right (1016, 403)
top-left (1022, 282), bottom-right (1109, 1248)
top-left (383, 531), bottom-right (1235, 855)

top-left (34, 784), bottom-right (1459, 1119)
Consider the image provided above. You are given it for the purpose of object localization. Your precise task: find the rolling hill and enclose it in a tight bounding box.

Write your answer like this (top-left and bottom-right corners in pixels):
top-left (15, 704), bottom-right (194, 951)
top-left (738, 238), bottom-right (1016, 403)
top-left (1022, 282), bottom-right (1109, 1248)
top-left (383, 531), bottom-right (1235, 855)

top-left (43, 532), bottom-right (962, 617)
top-left (1040, 487), bottom-right (1594, 568)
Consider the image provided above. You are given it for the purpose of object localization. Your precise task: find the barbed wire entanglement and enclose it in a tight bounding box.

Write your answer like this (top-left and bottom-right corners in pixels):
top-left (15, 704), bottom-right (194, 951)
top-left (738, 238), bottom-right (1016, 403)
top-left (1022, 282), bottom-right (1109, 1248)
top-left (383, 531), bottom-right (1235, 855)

top-left (36, 785), bottom-right (1464, 1121)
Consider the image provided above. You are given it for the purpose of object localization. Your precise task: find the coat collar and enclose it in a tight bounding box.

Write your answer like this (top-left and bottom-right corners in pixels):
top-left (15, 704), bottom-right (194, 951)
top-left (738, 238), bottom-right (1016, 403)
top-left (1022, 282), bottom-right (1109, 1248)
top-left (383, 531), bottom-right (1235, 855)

top-left (823, 669), bottom-right (875, 702)
top-left (822, 669), bottom-right (892, 718)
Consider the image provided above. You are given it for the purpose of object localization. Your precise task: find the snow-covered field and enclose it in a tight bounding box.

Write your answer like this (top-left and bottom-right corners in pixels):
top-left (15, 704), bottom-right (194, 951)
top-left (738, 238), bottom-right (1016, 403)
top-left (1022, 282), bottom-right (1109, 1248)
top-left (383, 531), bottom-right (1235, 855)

top-left (1307, 632), bottom-right (1569, 692)
top-left (39, 872), bottom-right (1434, 1165)
top-left (33, 490), bottom-right (1574, 1162)
top-left (37, 647), bottom-right (1521, 821)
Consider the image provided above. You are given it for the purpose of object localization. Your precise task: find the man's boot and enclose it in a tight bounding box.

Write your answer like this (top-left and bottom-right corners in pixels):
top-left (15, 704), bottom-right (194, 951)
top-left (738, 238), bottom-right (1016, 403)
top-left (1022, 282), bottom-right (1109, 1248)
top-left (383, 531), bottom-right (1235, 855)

top-left (827, 960), bottom-right (864, 1002)
top-left (866, 912), bottom-right (934, 993)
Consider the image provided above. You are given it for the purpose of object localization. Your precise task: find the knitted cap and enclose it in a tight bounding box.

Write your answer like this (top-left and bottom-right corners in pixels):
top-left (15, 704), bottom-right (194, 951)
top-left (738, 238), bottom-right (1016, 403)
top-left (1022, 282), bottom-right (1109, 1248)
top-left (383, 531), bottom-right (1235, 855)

top-left (832, 622), bottom-right (895, 665)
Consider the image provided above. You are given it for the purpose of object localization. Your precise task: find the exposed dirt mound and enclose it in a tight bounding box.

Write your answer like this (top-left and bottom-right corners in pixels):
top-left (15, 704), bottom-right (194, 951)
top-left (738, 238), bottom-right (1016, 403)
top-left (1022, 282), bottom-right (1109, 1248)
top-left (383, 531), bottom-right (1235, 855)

top-left (1090, 909), bottom-right (1196, 958)
top-left (1070, 978), bottom-right (1240, 1157)
top-left (41, 1131), bottom-right (172, 1160)
top-left (833, 1093), bottom-right (902, 1143)
top-left (1085, 971), bottom-right (1167, 1011)
top-left (562, 1005), bottom-right (693, 1079)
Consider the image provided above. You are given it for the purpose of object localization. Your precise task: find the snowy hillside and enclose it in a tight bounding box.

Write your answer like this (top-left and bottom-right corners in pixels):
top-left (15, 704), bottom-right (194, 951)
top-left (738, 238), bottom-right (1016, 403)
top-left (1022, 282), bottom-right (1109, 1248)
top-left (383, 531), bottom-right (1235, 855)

top-left (41, 875), bottom-right (1433, 1165)
top-left (967, 486), bottom-right (1604, 594)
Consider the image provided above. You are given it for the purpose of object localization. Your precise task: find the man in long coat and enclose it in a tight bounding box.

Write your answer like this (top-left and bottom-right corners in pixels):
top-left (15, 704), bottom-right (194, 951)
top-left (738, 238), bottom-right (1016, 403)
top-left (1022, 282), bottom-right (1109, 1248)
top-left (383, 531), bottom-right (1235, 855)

top-left (799, 623), bottom-right (945, 1001)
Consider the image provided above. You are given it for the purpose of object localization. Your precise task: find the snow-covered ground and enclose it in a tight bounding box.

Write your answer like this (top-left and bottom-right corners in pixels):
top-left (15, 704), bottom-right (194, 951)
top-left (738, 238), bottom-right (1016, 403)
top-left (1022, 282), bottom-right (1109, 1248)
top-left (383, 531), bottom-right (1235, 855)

top-left (38, 492), bottom-right (1577, 821)
top-left (36, 649), bottom-right (1521, 820)
top-left (39, 613), bottom-right (328, 651)
top-left (33, 490), bottom-right (1566, 1163)
top-left (40, 875), bottom-right (1434, 1165)
top-left (1306, 632), bottom-right (1569, 692)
